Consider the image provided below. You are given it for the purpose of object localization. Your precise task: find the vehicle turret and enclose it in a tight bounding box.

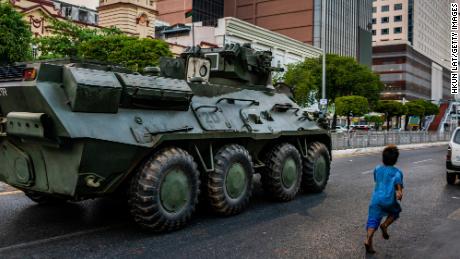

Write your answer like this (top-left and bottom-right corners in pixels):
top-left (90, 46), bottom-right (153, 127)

top-left (160, 43), bottom-right (283, 87)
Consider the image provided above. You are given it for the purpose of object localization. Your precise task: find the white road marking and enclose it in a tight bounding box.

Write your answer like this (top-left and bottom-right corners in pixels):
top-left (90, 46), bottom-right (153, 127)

top-left (0, 191), bottom-right (22, 196)
top-left (413, 159), bottom-right (433, 164)
top-left (452, 197), bottom-right (460, 200)
top-left (360, 170), bottom-right (374, 175)
top-left (0, 225), bottom-right (120, 253)
top-left (448, 208), bottom-right (460, 221)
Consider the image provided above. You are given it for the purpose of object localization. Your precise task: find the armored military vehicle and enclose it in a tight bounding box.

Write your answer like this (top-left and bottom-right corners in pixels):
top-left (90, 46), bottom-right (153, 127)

top-left (0, 44), bottom-right (331, 232)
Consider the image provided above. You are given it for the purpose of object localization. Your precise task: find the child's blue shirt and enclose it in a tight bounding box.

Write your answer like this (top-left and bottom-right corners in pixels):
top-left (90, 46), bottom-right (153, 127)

top-left (371, 165), bottom-right (404, 207)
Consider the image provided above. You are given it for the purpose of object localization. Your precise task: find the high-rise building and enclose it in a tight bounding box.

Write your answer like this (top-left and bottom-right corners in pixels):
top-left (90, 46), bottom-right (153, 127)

top-left (98, 0), bottom-right (157, 38)
top-left (156, 0), bottom-right (192, 25)
top-left (156, 0), bottom-right (223, 26)
top-left (372, 0), bottom-right (451, 102)
top-left (372, 0), bottom-right (450, 68)
top-left (313, 0), bottom-right (373, 65)
top-left (224, 0), bottom-right (373, 64)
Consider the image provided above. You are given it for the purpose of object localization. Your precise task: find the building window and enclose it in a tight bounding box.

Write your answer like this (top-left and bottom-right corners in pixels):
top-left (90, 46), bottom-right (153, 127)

top-left (394, 15), bottom-right (402, 22)
top-left (372, 30), bottom-right (376, 35)
top-left (394, 3), bottom-right (403, 10)
top-left (64, 7), bottom-right (72, 18)
top-left (381, 28), bottom-right (389, 35)
top-left (394, 27), bottom-right (402, 34)
top-left (372, 18), bottom-right (377, 24)
top-left (373, 7), bottom-right (377, 13)
top-left (381, 17), bottom-right (389, 23)
top-left (381, 5), bottom-right (389, 12)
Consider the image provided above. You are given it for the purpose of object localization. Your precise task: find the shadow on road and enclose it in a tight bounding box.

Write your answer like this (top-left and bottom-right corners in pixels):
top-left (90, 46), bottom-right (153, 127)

top-left (1, 179), bottom-right (328, 250)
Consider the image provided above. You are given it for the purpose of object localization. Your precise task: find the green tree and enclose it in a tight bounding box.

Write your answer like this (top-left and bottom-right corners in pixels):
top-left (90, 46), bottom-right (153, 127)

top-left (335, 96), bottom-right (369, 129)
top-left (0, 2), bottom-right (32, 64)
top-left (78, 35), bottom-right (172, 71)
top-left (365, 115), bottom-right (384, 130)
top-left (375, 100), bottom-right (405, 130)
top-left (408, 99), bottom-right (439, 129)
top-left (284, 54), bottom-right (384, 107)
top-left (404, 102), bottom-right (425, 130)
top-left (34, 18), bottom-right (121, 58)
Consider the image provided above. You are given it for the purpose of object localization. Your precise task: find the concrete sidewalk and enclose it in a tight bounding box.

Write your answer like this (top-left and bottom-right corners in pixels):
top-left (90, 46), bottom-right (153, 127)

top-left (333, 141), bottom-right (449, 158)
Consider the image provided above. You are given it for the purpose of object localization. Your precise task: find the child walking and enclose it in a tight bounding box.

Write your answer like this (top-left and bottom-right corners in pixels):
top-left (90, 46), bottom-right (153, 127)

top-left (364, 145), bottom-right (404, 254)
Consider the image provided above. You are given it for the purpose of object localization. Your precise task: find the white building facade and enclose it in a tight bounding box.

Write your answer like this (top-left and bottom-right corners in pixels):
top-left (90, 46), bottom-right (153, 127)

top-left (158, 17), bottom-right (323, 69)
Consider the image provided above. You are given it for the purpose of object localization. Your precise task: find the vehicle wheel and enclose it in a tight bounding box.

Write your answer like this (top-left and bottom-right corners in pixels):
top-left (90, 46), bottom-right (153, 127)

top-left (24, 190), bottom-right (67, 205)
top-left (208, 144), bottom-right (254, 216)
top-left (301, 142), bottom-right (331, 193)
top-left (446, 172), bottom-right (457, 185)
top-left (261, 143), bottom-right (302, 201)
top-left (129, 147), bottom-right (200, 232)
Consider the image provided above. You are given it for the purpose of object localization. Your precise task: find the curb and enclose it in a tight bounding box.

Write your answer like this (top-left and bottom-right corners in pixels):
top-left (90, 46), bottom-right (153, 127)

top-left (332, 142), bottom-right (449, 158)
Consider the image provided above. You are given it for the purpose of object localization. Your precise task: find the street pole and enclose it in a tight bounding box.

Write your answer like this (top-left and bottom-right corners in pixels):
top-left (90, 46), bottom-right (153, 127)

top-left (321, 0), bottom-right (327, 110)
top-left (192, 20), bottom-right (195, 50)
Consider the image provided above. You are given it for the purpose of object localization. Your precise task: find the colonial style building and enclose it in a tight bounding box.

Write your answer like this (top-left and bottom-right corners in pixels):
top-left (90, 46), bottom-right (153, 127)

top-left (9, 0), bottom-right (158, 38)
top-left (98, 0), bottom-right (158, 38)
top-left (9, 0), bottom-right (100, 37)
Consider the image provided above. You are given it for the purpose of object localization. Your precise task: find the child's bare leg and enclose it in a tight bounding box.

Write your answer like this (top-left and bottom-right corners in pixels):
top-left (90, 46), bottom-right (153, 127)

top-left (382, 215), bottom-right (395, 228)
top-left (380, 216), bottom-right (395, 240)
top-left (365, 228), bottom-right (376, 253)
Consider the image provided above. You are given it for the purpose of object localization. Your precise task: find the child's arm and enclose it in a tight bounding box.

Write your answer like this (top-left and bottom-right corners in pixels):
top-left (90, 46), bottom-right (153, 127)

top-left (396, 184), bottom-right (403, 200)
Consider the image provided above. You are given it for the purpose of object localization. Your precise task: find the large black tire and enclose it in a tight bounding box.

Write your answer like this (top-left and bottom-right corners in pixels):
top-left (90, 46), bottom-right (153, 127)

top-left (208, 144), bottom-right (254, 216)
top-left (447, 172), bottom-right (457, 185)
top-left (24, 190), bottom-right (68, 205)
top-left (129, 147), bottom-right (200, 232)
top-left (261, 143), bottom-right (303, 201)
top-left (301, 142), bottom-right (331, 193)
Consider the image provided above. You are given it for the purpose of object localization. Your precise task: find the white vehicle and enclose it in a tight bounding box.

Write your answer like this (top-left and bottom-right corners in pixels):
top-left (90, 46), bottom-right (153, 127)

top-left (332, 126), bottom-right (348, 133)
top-left (447, 127), bottom-right (460, 184)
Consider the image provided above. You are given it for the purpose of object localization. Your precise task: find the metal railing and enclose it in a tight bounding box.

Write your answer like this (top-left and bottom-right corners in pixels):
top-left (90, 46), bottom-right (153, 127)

top-left (331, 131), bottom-right (452, 150)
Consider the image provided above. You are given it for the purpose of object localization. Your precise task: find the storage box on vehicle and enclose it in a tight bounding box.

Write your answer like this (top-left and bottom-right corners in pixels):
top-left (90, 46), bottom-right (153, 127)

top-left (63, 66), bottom-right (122, 113)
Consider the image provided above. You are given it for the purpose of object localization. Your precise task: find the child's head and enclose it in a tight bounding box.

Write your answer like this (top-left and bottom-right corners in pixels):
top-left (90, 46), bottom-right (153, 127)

top-left (382, 144), bottom-right (399, 166)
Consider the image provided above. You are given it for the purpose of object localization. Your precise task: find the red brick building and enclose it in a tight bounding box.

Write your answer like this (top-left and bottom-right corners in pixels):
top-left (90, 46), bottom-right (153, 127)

top-left (224, 0), bottom-right (314, 44)
top-left (156, 0), bottom-right (192, 25)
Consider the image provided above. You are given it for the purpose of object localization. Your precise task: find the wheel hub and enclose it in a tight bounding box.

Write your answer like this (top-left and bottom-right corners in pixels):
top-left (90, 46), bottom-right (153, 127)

top-left (160, 168), bottom-right (190, 213)
top-left (282, 158), bottom-right (297, 188)
top-left (313, 156), bottom-right (327, 184)
top-left (226, 162), bottom-right (247, 199)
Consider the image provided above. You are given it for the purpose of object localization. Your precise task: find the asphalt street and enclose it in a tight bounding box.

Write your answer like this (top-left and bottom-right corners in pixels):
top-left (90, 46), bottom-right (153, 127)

top-left (0, 145), bottom-right (460, 259)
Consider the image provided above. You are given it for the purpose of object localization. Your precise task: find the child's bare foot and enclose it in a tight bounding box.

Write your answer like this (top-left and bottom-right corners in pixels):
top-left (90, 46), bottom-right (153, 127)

top-left (380, 224), bottom-right (389, 240)
top-left (364, 241), bottom-right (376, 254)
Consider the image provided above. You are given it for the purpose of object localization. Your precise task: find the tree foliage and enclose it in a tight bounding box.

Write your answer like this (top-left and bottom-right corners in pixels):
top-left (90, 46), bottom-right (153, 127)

top-left (283, 54), bottom-right (384, 106)
top-left (78, 35), bottom-right (172, 71)
top-left (0, 2), bottom-right (32, 64)
top-left (33, 18), bottom-right (172, 71)
top-left (410, 99), bottom-right (439, 116)
top-left (365, 115), bottom-right (384, 129)
top-left (405, 102), bottom-right (425, 117)
top-left (375, 100), bottom-right (405, 130)
top-left (34, 18), bottom-right (121, 58)
top-left (335, 96), bottom-right (369, 117)
top-left (335, 96), bottom-right (369, 127)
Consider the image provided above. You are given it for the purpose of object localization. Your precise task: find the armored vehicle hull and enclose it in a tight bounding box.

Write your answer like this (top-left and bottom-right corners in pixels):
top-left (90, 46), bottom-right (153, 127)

top-left (0, 45), bottom-right (331, 232)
